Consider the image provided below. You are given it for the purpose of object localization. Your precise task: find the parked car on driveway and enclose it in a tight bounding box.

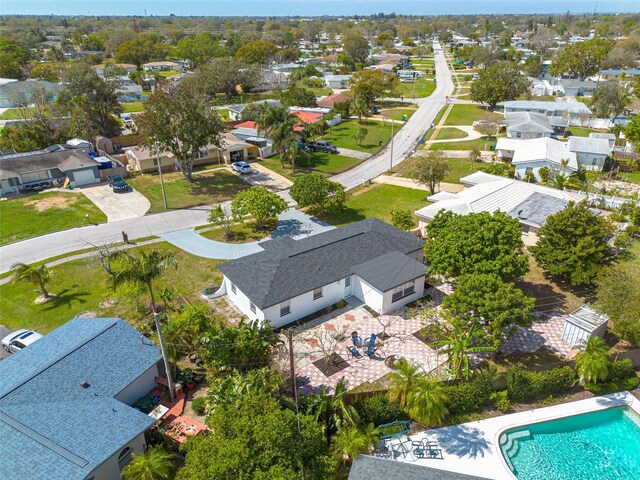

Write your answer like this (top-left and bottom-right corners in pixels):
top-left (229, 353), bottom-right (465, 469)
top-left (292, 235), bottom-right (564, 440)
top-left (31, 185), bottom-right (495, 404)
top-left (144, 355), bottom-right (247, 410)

top-left (231, 161), bottom-right (252, 174)
top-left (107, 175), bottom-right (129, 192)
top-left (307, 140), bottom-right (339, 154)
top-left (1, 329), bottom-right (43, 354)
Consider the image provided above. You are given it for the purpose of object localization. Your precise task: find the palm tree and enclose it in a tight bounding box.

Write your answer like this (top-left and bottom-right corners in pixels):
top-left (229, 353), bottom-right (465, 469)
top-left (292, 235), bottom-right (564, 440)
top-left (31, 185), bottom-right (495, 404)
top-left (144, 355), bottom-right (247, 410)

top-left (256, 106), bottom-right (299, 167)
top-left (351, 93), bottom-right (369, 124)
top-left (281, 135), bottom-right (301, 171)
top-left (306, 120), bottom-right (324, 141)
top-left (432, 324), bottom-right (492, 380)
top-left (387, 358), bottom-right (423, 408)
top-left (406, 378), bottom-right (449, 426)
top-left (308, 378), bottom-right (359, 439)
top-left (552, 171), bottom-right (569, 189)
top-left (10, 262), bottom-right (53, 300)
top-left (575, 336), bottom-right (610, 384)
top-left (331, 426), bottom-right (375, 466)
top-left (122, 446), bottom-right (175, 480)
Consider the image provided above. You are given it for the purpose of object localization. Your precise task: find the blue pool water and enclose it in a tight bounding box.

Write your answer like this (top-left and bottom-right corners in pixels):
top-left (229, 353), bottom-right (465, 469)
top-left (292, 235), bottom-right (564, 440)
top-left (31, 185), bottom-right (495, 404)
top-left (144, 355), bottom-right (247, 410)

top-left (499, 406), bottom-right (640, 480)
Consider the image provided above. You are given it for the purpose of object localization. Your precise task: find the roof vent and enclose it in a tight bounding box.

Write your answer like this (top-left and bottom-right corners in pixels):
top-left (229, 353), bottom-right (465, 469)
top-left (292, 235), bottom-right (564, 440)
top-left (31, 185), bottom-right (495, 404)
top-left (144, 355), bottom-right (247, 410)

top-left (80, 381), bottom-right (90, 388)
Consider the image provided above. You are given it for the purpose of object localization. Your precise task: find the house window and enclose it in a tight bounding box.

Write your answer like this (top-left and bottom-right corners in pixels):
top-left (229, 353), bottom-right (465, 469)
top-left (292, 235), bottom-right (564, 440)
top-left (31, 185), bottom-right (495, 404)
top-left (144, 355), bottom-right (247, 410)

top-left (313, 287), bottom-right (323, 300)
top-left (196, 149), bottom-right (209, 159)
top-left (344, 276), bottom-right (351, 287)
top-left (280, 300), bottom-right (291, 317)
top-left (250, 302), bottom-right (256, 314)
top-left (525, 167), bottom-right (533, 176)
top-left (231, 283), bottom-right (237, 294)
top-left (118, 447), bottom-right (133, 471)
top-left (391, 281), bottom-right (416, 303)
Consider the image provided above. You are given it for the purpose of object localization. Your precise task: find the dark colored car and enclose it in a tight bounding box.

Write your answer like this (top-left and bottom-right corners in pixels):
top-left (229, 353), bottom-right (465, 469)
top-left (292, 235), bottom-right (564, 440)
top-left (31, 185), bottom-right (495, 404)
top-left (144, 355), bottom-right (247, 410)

top-left (307, 141), bottom-right (339, 154)
top-left (107, 175), bottom-right (129, 193)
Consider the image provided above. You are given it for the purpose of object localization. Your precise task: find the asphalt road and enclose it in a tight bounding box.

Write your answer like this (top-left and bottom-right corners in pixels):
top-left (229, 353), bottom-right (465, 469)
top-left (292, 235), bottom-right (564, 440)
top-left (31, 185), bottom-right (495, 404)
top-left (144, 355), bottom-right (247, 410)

top-left (0, 42), bottom-right (453, 272)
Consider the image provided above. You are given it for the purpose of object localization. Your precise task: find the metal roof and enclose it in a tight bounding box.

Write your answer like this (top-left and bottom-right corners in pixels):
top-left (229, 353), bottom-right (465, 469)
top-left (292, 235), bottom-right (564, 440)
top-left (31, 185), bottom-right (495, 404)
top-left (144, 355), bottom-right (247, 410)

top-left (564, 305), bottom-right (609, 332)
top-left (505, 112), bottom-right (554, 134)
top-left (501, 100), bottom-right (592, 115)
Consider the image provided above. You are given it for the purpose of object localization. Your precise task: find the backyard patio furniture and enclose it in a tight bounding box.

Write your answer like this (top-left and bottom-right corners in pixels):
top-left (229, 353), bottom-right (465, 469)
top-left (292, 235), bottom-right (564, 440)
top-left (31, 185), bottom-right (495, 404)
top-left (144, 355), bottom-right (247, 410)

top-left (347, 345), bottom-right (361, 358)
top-left (421, 439), bottom-right (443, 459)
top-left (365, 343), bottom-right (378, 358)
top-left (351, 331), bottom-right (363, 347)
top-left (412, 440), bottom-right (426, 458)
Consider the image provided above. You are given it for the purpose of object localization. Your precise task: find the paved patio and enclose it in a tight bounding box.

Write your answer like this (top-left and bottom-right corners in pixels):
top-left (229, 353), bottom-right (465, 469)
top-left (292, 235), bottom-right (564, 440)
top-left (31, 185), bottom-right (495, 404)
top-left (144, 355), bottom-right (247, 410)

top-left (281, 306), bottom-right (446, 394)
top-left (499, 312), bottom-right (578, 359)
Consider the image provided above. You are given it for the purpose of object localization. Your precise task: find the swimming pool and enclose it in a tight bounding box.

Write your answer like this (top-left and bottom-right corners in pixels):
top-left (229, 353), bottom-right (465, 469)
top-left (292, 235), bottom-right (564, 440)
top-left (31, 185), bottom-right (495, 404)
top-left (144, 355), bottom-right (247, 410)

top-left (499, 406), bottom-right (640, 480)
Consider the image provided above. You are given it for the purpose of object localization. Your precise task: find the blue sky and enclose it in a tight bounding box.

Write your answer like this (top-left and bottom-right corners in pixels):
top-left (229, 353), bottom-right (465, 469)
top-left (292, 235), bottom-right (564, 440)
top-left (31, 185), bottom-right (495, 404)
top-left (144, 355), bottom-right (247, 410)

top-left (1, 1), bottom-right (638, 16)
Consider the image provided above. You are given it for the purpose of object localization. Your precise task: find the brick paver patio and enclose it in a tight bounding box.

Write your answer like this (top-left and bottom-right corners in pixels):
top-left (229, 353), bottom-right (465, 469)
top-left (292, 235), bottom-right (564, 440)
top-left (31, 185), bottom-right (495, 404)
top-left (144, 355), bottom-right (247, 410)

top-left (499, 312), bottom-right (578, 358)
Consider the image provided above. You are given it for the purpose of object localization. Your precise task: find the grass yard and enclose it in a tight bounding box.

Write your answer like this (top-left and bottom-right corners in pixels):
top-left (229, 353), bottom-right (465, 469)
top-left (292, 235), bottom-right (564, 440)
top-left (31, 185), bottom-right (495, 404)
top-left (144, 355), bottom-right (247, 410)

top-left (324, 184), bottom-right (430, 227)
top-left (394, 79), bottom-right (437, 99)
top-left (260, 152), bottom-right (364, 180)
top-left (0, 192), bottom-right (107, 246)
top-left (158, 70), bottom-right (181, 77)
top-left (198, 219), bottom-right (274, 243)
top-left (379, 107), bottom-right (417, 122)
top-left (429, 136), bottom-right (495, 151)
top-left (444, 104), bottom-right (501, 126)
top-left (398, 157), bottom-right (487, 184)
top-left (565, 127), bottom-right (602, 137)
top-left (128, 169), bottom-right (249, 212)
top-left (435, 127), bottom-right (469, 140)
top-left (121, 101), bottom-right (145, 113)
top-left (0, 242), bottom-right (223, 333)
top-left (0, 108), bottom-right (21, 120)
top-left (323, 119), bottom-right (395, 153)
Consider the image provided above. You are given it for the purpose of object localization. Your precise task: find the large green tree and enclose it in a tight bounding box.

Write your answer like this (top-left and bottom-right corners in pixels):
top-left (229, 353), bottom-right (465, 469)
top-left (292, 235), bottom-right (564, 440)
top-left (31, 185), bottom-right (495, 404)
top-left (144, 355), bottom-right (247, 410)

top-left (409, 150), bottom-right (451, 195)
top-left (591, 79), bottom-right (630, 118)
top-left (623, 113), bottom-right (640, 153)
top-left (424, 211), bottom-right (529, 281)
top-left (290, 173), bottom-right (345, 215)
top-left (596, 261), bottom-right (640, 346)
top-left (138, 81), bottom-right (225, 182)
top-left (342, 32), bottom-right (370, 64)
top-left (278, 85), bottom-right (317, 107)
top-left (231, 186), bottom-right (288, 229)
top-left (235, 40), bottom-right (278, 65)
top-left (531, 202), bottom-right (613, 286)
top-left (194, 57), bottom-right (257, 98)
top-left (178, 393), bottom-right (333, 480)
top-left (549, 38), bottom-right (614, 80)
top-left (0, 37), bottom-right (31, 79)
top-left (406, 378), bottom-right (448, 426)
top-left (175, 33), bottom-right (228, 66)
top-left (115, 33), bottom-right (169, 69)
top-left (470, 61), bottom-right (530, 110)
top-left (348, 70), bottom-right (398, 107)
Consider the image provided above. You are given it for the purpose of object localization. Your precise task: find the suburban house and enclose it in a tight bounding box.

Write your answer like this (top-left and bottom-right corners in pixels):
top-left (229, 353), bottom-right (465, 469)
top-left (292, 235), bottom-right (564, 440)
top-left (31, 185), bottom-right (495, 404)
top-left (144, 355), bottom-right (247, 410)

top-left (142, 61), bottom-right (180, 72)
top-left (505, 112), bottom-right (566, 139)
top-left (0, 317), bottom-right (163, 480)
top-left (324, 74), bottom-right (352, 89)
top-left (567, 136), bottom-right (611, 170)
top-left (230, 121), bottom-right (275, 157)
top-left (589, 132), bottom-right (617, 150)
top-left (0, 143), bottom-right (103, 195)
top-left (218, 218), bottom-right (426, 328)
top-left (124, 133), bottom-right (259, 172)
top-left (94, 63), bottom-right (137, 76)
top-left (115, 76), bottom-right (144, 102)
top-left (0, 80), bottom-right (63, 108)
top-left (556, 79), bottom-right (597, 97)
top-left (415, 172), bottom-right (586, 238)
top-left (317, 92), bottom-right (351, 108)
top-left (496, 137), bottom-right (578, 180)
top-left (226, 99), bottom-right (282, 121)
top-left (501, 100), bottom-right (592, 127)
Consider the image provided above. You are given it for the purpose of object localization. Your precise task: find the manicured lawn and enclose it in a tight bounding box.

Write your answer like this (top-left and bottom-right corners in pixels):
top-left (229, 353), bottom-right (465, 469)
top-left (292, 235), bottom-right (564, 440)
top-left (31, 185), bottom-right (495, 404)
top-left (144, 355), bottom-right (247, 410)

top-left (260, 152), bottom-right (365, 180)
top-left (433, 106), bottom-right (448, 126)
top-left (394, 78), bottom-right (437, 98)
top-left (0, 108), bottom-right (21, 120)
top-left (158, 71), bottom-right (181, 77)
top-left (198, 219), bottom-right (273, 243)
top-left (121, 101), bottom-right (144, 113)
top-left (323, 119), bottom-right (395, 153)
top-left (429, 136), bottom-right (495, 151)
top-left (436, 127), bottom-right (468, 140)
top-left (0, 242), bottom-right (223, 333)
top-left (444, 104), bottom-right (501, 126)
top-left (216, 108), bottom-right (229, 119)
top-left (379, 107), bottom-right (417, 122)
top-left (128, 169), bottom-right (249, 212)
top-left (398, 157), bottom-right (487, 184)
top-left (324, 184), bottom-right (430, 227)
top-left (565, 127), bottom-right (602, 137)
top-left (0, 192), bottom-right (107, 246)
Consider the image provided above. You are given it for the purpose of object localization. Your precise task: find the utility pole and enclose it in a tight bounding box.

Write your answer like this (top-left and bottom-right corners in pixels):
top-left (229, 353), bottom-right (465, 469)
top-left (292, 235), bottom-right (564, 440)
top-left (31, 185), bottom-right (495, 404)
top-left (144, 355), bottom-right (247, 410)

top-left (154, 312), bottom-right (175, 401)
top-left (155, 148), bottom-right (168, 210)
top-left (389, 118), bottom-right (394, 172)
top-left (287, 329), bottom-right (301, 435)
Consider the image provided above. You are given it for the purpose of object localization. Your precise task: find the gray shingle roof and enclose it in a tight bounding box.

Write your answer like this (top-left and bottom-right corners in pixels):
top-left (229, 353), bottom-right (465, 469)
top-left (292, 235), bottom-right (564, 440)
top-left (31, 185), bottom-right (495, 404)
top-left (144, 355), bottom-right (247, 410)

top-left (0, 147), bottom-right (99, 180)
top-left (219, 218), bottom-right (424, 309)
top-left (508, 192), bottom-right (568, 228)
top-left (352, 251), bottom-right (425, 292)
top-left (348, 455), bottom-right (491, 480)
top-left (0, 317), bottom-right (162, 480)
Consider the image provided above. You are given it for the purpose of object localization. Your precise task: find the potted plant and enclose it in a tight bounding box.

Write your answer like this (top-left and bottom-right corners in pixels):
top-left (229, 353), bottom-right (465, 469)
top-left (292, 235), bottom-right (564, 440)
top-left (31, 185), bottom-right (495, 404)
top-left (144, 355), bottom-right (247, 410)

top-left (183, 368), bottom-right (196, 391)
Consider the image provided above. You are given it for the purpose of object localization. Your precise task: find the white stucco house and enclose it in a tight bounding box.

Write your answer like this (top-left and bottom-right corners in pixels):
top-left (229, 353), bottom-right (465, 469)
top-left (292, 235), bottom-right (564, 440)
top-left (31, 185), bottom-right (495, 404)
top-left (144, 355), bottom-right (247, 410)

top-left (567, 136), bottom-right (611, 171)
top-left (501, 100), bottom-right (592, 127)
top-left (0, 317), bottom-right (163, 480)
top-left (496, 137), bottom-right (579, 181)
top-left (218, 218), bottom-right (426, 328)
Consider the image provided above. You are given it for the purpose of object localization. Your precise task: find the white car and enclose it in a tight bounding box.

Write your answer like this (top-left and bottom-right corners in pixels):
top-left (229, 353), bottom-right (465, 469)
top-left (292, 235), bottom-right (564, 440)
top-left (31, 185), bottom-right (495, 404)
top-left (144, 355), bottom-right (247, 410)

top-left (1, 329), bottom-right (43, 354)
top-left (231, 161), bottom-right (252, 174)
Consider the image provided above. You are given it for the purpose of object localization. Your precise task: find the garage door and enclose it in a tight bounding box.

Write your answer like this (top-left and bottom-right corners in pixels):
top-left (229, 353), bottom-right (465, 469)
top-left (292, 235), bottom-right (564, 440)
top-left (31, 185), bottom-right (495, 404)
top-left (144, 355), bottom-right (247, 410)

top-left (72, 169), bottom-right (97, 186)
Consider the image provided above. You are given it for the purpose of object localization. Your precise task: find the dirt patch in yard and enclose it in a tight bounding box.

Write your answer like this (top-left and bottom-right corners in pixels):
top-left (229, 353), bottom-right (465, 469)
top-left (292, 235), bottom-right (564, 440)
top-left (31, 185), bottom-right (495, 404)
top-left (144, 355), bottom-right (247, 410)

top-left (25, 194), bottom-right (78, 212)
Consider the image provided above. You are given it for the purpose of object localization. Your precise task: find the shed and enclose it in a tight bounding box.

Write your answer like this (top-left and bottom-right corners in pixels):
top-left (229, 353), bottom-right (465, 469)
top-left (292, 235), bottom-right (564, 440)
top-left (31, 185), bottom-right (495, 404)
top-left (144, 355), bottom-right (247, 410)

top-left (561, 305), bottom-right (609, 347)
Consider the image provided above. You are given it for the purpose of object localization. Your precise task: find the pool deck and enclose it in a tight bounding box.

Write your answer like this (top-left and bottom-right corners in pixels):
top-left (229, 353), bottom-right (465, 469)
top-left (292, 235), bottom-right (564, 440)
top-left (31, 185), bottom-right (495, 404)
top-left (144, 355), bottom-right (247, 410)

top-left (389, 391), bottom-right (640, 480)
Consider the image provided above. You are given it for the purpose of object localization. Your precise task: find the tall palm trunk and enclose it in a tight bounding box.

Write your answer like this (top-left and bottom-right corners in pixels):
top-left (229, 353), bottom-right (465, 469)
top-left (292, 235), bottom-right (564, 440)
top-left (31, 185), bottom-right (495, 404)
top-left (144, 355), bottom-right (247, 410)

top-left (147, 279), bottom-right (175, 401)
top-left (37, 278), bottom-right (50, 298)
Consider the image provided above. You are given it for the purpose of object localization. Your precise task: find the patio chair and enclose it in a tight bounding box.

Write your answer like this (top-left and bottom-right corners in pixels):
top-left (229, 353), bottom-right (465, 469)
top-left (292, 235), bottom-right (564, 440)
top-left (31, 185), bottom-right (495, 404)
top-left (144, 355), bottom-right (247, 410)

top-left (366, 333), bottom-right (377, 346)
top-left (347, 345), bottom-right (361, 358)
top-left (412, 440), bottom-right (426, 458)
top-left (365, 343), bottom-right (378, 358)
top-left (422, 440), bottom-right (443, 459)
top-left (351, 331), bottom-right (363, 348)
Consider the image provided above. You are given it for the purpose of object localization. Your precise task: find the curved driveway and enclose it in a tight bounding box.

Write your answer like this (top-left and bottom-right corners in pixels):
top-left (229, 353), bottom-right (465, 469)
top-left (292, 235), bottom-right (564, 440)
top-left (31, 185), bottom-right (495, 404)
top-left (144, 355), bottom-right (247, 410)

top-left (0, 42), bottom-right (453, 272)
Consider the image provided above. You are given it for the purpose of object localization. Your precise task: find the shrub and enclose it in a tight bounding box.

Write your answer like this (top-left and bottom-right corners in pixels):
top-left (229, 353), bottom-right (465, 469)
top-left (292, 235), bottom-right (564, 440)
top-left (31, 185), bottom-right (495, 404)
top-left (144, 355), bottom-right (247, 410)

top-left (191, 397), bottom-right (207, 415)
top-left (608, 359), bottom-right (635, 382)
top-left (505, 367), bottom-right (531, 401)
top-left (506, 366), bottom-right (576, 401)
top-left (490, 390), bottom-right (511, 412)
top-left (353, 394), bottom-right (408, 426)
top-left (444, 376), bottom-right (492, 415)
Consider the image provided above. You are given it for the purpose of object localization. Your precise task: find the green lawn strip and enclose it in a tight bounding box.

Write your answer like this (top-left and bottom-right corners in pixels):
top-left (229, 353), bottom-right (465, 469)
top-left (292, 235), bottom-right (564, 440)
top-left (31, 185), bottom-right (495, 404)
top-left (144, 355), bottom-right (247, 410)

top-left (0, 108), bottom-right (21, 120)
top-left (377, 101), bottom-right (418, 109)
top-left (394, 79), bottom-right (437, 98)
top-left (260, 153), bottom-right (365, 180)
top-left (0, 192), bottom-right (107, 246)
top-left (565, 127), bottom-right (602, 137)
top-left (435, 127), bottom-right (469, 140)
top-left (379, 108), bottom-right (417, 122)
top-left (127, 169), bottom-right (249, 212)
top-left (324, 184), bottom-right (430, 227)
top-left (443, 104), bottom-right (501, 126)
top-left (121, 101), bottom-right (145, 113)
top-left (323, 119), bottom-right (395, 153)
top-left (586, 170), bottom-right (640, 185)
top-left (433, 106), bottom-right (448, 126)
top-left (0, 242), bottom-right (222, 333)
top-left (429, 137), bottom-right (494, 151)
top-left (158, 71), bottom-right (180, 77)
top-left (198, 220), bottom-right (273, 243)
top-left (397, 157), bottom-right (486, 184)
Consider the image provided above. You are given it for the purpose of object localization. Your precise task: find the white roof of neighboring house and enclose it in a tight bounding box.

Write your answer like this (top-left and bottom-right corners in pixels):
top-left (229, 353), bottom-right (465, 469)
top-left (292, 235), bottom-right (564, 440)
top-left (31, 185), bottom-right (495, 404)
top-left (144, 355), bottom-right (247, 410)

top-left (496, 137), bottom-right (579, 171)
top-left (567, 136), bottom-right (611, 156)
top-left (415, 173), bottom-right (585, 225)
top-left (142, 61), bottom-right (179, 67)
top-left (505, 112), bottom-right (554, 134)
top-left (501, 100), bottom-right (592, 115)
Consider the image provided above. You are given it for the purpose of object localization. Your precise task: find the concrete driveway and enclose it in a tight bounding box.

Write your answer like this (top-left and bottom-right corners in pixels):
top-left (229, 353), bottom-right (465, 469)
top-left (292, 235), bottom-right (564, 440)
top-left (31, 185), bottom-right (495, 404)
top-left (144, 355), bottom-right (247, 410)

top-left (81, 184), bottom-right (151, 222)
top-left (0, 326), bottom-right (13, 360)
